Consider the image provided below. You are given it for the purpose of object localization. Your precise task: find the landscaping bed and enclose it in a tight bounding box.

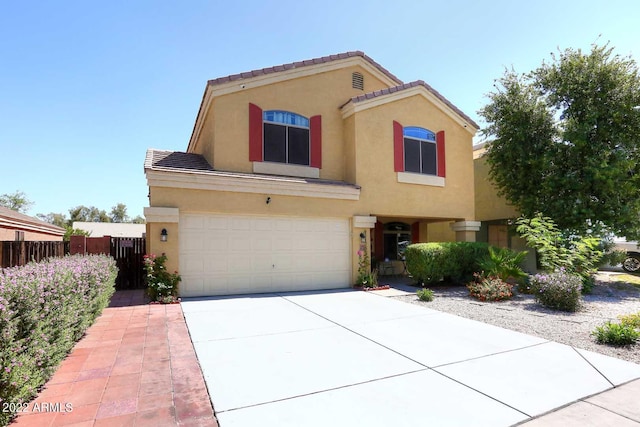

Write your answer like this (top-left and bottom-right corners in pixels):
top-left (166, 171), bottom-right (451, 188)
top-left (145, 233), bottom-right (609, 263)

top-left (394, 271), bottom-right (640, 365)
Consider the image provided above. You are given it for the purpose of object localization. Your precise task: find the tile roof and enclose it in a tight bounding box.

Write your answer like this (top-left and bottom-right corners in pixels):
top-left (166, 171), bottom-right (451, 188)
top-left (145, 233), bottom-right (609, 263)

top-left (345, 80), bottom-right (479, 129)
top-left (144, 149), bottom-right (215, 172)
top-left (145, 149), bottom-right (360, 189)
top-left (0, 206), bottom-right (65, 234)
top-left (207, 51), bottom-right (403, 87)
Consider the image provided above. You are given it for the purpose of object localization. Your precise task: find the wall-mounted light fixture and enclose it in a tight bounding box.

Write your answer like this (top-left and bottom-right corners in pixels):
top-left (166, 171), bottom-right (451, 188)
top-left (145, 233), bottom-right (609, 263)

top-left (359, 232), bottom-right (366, 244)
top-left (266, 196), bottom-right (271, 204)
top-left (160, 228), bottom-right (168, 242)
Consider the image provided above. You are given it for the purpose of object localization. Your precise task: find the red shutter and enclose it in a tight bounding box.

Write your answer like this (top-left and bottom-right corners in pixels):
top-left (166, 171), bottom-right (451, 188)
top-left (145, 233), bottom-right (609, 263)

top-left (393, 121), bottom-right (404, 172)
top-left (374, 221), bottom-right (384, 260)
top-left (310, 115), bottom-right (322, 168)
top-left (412, 222), bottom-right (420, 243)
top-left (436, 130), bottom-right (446, 177)
top-left (249, 103), bottom-right (263, 162)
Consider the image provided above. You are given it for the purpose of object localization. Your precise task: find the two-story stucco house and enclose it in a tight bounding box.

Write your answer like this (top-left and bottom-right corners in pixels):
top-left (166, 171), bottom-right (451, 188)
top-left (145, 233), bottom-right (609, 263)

top-left (144, 51), bottom-right (481, 297)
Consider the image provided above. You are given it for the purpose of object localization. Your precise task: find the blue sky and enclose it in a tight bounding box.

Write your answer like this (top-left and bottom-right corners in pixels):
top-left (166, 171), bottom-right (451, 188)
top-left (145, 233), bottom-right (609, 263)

top-left (1, 1), bottom-right (639, 219)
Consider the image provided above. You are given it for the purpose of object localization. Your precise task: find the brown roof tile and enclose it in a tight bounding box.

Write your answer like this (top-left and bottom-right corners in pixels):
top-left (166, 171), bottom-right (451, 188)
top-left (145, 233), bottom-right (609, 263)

top-left (144, 149), bottom-right (360, 190)
top-left (145, 149), bottom-right (214, 172)
top-left (207, 51), bottom-right (403, 87)
top-left (345, 80), bottom-right (479, 129)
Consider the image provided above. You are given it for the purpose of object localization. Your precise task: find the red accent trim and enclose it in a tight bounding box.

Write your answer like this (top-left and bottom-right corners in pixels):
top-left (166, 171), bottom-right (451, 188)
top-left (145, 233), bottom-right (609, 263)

top-left (374, 221), bottom-right (384, 260)
top-left (310, 115), bottom-right (322, 168)
top-left (249, 103), bottom-right (263, 162)
top-left (412, 222), bottom-right (420, 243)
top-left (393, 121), bottom-right (404, 172)
top-left (436, 130), bottom-right (446, 177)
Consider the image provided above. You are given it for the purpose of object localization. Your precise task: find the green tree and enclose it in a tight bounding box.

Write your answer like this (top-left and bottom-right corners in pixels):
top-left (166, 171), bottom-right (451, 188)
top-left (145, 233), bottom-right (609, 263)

top-left (480, 44), bottom-right (640, 240)
top-left (110, 203), bottom-right (129, 223)
top-left (131, 215), bottom-right (145, 224)
top-left (0, 190), bottom-right (33, 213)
top-left (36, 212), bottom-right (68, 228)
top-left (68, 205), bottom-right (110, 223)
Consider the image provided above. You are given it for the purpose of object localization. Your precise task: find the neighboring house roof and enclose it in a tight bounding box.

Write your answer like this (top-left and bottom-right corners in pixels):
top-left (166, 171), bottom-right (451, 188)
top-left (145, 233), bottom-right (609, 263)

top-left (145, 149), bottom-right (361, 200)
top-left (343, 80), bottom-right (479, 130)
top-left (0, 206), bottom-right (65, 236)
top-left (207, 51), bottom-right (403, 87)
top-left (73, 222), bottom-right (146, 238)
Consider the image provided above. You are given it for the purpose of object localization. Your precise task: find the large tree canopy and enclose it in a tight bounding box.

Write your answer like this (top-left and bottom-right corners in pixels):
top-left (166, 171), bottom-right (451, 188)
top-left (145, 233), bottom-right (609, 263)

top-left (480, 44), bottom-right (640, 240)
top-left (0, 191), bottom-right (33, 214)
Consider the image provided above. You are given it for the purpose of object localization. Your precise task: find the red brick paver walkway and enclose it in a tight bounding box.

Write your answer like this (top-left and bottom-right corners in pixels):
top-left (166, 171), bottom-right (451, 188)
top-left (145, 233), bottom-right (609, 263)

top-left (11, 290), bottom-right (218, 427)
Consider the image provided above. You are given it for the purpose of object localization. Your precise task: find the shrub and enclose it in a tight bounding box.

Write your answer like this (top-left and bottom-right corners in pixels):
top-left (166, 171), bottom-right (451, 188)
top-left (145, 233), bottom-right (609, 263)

top-left (0, 255), bottom-right (117, 426)
top-left (529, 269), bottom-right (583, 312)
top-left (515, 214), bottom-right (602, 292)
top-left (416, 288), bottom-right (434, 302)
top-left (619, 312), bottom-right (640, 329)
top-left (144, 254), bottom-right (181, 302)
top-left (467, 274), bottom-right (514, 301)
top-left (405, 242), bottom-right (490, 285)
top-left (593, 322), bottom-right (640, 346)
top-left (476, 246), bottom-right (528, 282)
top-left (355, 250), bottom-right (378, 288)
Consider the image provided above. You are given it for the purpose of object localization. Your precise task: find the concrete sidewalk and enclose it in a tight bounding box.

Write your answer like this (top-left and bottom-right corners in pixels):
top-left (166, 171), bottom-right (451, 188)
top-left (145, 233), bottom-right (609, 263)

top-left (10, 290), bottom-right (217, 427)
top-left (183, 288), bottom-right (640, 426)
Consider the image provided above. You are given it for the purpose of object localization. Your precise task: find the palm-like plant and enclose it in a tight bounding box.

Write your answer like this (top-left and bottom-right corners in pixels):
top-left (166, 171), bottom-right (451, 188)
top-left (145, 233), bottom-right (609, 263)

top-left (477, 246), bottom-right (528, 282)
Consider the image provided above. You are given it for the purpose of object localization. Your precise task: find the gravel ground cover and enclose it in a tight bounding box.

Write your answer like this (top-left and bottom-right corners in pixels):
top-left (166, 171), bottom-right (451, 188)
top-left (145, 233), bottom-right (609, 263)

top-left (393, 271), bottom-right (640, 364)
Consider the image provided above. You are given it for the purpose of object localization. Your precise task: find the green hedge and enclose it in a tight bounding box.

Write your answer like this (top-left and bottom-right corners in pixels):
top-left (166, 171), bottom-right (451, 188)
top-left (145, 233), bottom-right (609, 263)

top-left (0, 255), bottom-right (117, 426)
top-left (405, 242), bottom-right (490, 285)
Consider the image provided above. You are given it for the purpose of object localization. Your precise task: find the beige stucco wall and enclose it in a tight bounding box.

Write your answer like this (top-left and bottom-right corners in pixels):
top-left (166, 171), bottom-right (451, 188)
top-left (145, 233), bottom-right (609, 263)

top-left (474, 154), bottom-right (518, 221)
top-left (350, 94), bottom-right (475, 220)
top-left (149, 61), bottom-right (480, 287)
top-left (193, 65), bottom-right (391, 182)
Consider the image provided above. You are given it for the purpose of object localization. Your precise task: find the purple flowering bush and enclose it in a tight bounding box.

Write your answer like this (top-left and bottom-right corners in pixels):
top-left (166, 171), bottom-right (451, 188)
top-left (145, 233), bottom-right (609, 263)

top-left (0, 255), bottom-right (116, 426)
top-left (529, 269), bottom-right (583, 312)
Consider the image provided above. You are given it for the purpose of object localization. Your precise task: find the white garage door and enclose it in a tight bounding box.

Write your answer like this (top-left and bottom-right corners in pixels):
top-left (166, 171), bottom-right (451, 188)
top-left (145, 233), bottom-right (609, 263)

top-left (179, 213), bottom-right (351, 297)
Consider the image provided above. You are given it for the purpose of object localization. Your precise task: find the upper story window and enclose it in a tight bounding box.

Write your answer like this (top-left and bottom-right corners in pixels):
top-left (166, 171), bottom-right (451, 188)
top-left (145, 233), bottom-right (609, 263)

top-left (403, 126), bottom-right (437, 175)
top-left (249, 103), bottom-right (322, 172)
top-left (263, 110), bottom-right (310, 165)
top-left (393, 120), bottom-right (446, 180)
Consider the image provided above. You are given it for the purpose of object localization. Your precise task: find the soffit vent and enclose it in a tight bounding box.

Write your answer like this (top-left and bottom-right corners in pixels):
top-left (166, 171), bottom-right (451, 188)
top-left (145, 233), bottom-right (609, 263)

top-left (352, 72), bottom-right (364, 90)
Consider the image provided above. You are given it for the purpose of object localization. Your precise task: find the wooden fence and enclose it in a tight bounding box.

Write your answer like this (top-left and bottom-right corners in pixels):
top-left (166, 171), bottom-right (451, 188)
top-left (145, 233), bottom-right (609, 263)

top-left (1, 241), bottom-right (69, 268)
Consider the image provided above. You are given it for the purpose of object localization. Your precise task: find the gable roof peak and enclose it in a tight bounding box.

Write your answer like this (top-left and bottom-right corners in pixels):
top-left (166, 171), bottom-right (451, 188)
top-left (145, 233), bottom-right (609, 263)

top-left (207, 51), bottom-right (402, 87)
top-left (344, 79), bottom-right (479, 130)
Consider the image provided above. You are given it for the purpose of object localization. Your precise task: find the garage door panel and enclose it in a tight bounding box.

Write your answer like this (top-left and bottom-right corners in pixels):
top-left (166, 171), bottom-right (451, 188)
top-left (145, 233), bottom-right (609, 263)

top-left (182, 214), bottom-right (205, 229)
top-left (180, 214), bottom-right (351, 296)
top-left (206, 235), bottom-right (228, 252)
top-left (180, 275), bottom-right (205, 297)
top-left (272, 254), bottom-right (293, 271)
top-left (252, 254), bottom-right (274, 272)
top-left (206, 216), bottom-right (229, 230)
top-left (231, 218), bottom-right (251, 231)
top-left (252, 234), bottom-right (272, 251)
top-left (253, 218), bottom-right (273, 231)
top-left (183, 258), bottom-right (205, 273)
top-left (231, 233), bottom-right (252, 251)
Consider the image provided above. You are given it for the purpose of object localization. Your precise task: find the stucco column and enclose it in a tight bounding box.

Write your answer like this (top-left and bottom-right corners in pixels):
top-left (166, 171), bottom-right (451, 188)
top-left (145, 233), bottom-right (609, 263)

top-left (144, 207), bottom-right (180, 273)
top-left (450, 221), bottom-right (481, 242)
top-left (352, 215), bottom-right (377, 285)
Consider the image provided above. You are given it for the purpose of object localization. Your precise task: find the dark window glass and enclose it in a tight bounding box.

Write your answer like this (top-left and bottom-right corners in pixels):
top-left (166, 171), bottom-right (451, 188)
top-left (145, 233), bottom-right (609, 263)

top-left (421, 141), bottom-right (437, 175)
top-left (264, 123), bottom-right (286, 163)
top-left (288, 127), bottom-right (310, 165)
top-left (404, 138), bottom-right (421, 173)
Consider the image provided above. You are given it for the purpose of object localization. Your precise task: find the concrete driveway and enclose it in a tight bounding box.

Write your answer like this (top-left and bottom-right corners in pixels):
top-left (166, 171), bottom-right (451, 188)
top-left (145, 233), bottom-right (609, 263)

top-left (182, 289), bottom-right (640, 426)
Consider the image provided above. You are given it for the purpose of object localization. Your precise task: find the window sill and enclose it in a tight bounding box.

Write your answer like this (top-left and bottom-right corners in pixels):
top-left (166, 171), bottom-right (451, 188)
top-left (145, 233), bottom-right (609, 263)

top-left (253, 161), bottom-right (320, 179)
top-left (397, 172), bottom-right (445, 187)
